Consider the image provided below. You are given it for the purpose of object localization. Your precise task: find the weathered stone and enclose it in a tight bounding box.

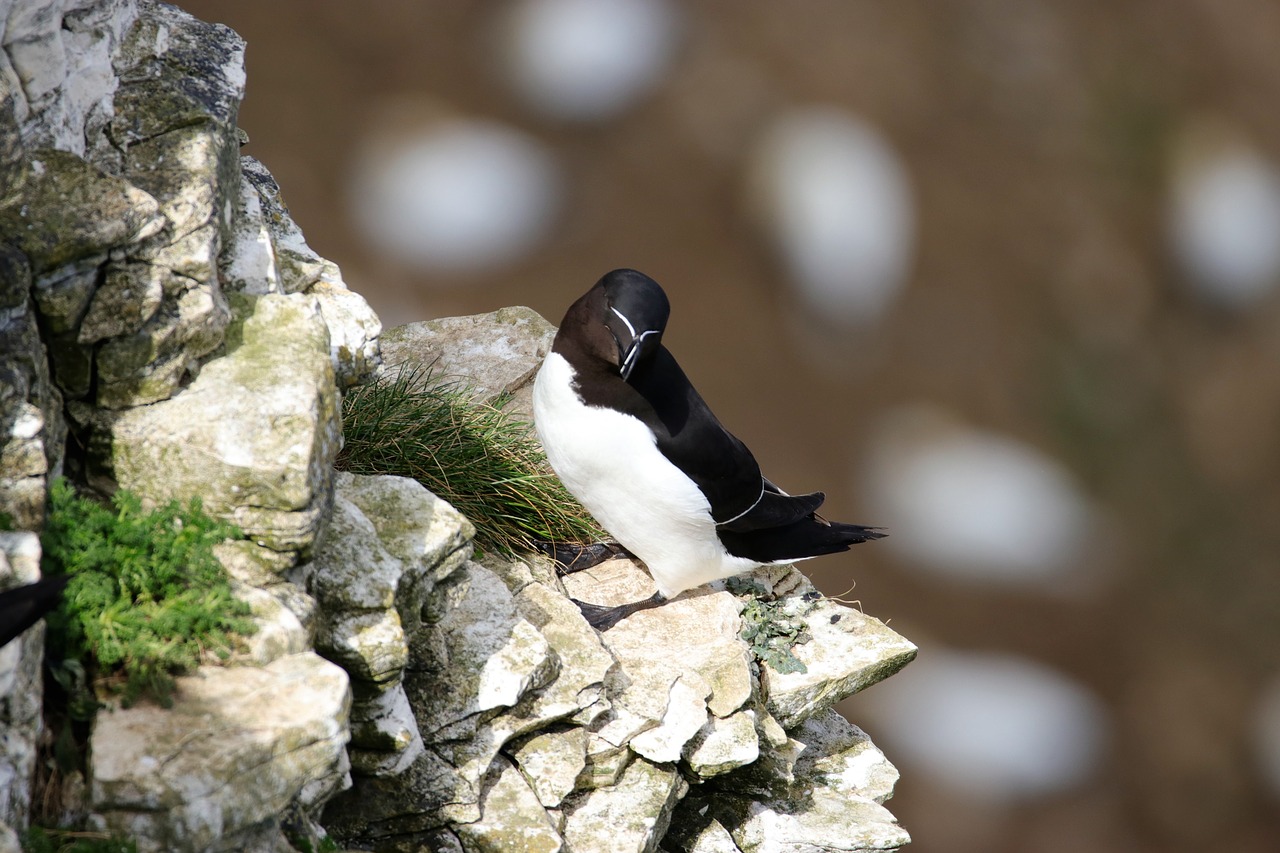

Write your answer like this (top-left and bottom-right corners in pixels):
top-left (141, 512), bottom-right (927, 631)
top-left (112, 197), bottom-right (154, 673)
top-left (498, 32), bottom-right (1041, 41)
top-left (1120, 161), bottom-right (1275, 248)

top-left (630, 674), bottom-right (713, 764)
top-left (77, 260), bottom-right (164, 343)
top-left (0, 533), bottom-right (44, 827)
top-left (684, 710), bottom-right (760, 780)
top-left (753, 568), bottom-right (917, 729)
top-left (732, 788), bottom-right (908, 853)
top-left (348, 683), bottom-right (424, 777)
top-left (233, 582), bottom-right (312, 666)
top-left (307, 492), bottom-right (402, 612)
top-left (99, 292), bottom-right (339, 551)
top-left (307, 279), bottom-right (381, 390)
top-left (30, 260), bottom-right (98, 334)
top-left (563, 558), bottom-right (754, 752)
top-left (576, 731), bottom-right (633, 791)
top-left (790, 710), bottom-right (900, 805)
top-left (93, 271), bottom-right (232, 408)
top-left (110, 0), bottom-right (245, 147)
top-left (0, 148), bottom-right (162, 274)
top-left (510, 577), bottom-right (615, 725)
top-left (214, 538), bottom-right (298, 587)
top-left (454, 756), bottom-right (564, 853)
top-left (561, 758), bottom-right (688, 853)
top-left (405, 560), bottom-right (555, 739)
top-left (89, 653), bottom-right (352, 853)
top-left (221, 170), bottom-right (282, 296)
top-left (381, 307), bottom-right (557, 420)
top-left (507, 726), bottom-right (588, 809)
top-left (335, 471), bottom-right (475, 634)
top-left (664, 813), bottom-right (743, 853)
top-left (240, 156), bottom-right (339, 293)
top-left (323, 747), bottom-right (470, 846)
top-left (0, 821), bottom-right (18, 853)
top-left (315, 607), bottom-right (406, 686)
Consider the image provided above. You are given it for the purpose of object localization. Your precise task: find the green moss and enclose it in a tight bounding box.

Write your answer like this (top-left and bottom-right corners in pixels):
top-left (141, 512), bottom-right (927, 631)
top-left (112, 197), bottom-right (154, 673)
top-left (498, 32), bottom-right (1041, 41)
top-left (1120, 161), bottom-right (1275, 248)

top-left (337, 363), bottom-right (603, 557)
top-left (41, 479), bottom-right (256, 707)
top-left (726, 577), bottom-right (810, 674)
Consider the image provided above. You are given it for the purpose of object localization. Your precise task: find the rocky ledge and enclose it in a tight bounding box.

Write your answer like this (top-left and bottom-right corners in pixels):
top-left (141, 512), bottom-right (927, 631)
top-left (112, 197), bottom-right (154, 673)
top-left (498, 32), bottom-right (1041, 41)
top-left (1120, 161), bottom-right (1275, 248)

top-left (0, 1), bottom-right (917, 851)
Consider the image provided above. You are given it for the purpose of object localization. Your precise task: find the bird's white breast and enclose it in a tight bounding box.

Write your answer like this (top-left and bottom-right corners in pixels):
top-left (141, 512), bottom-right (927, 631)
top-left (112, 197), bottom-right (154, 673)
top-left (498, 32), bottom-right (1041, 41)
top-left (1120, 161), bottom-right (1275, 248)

top-left (533, 352), bottom-right (760, 596)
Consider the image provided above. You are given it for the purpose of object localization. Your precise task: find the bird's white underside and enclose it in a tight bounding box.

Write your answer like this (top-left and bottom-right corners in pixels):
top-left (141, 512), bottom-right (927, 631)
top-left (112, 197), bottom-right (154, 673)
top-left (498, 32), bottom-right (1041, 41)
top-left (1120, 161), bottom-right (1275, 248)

top-left (534, 352), bottom-right (763, 596)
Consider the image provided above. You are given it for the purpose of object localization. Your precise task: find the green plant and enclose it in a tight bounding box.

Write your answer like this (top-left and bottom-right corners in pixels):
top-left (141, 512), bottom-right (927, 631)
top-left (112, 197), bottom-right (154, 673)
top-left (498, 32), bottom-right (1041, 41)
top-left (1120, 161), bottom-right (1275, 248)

top-left (41, 479), bottom-right (255, 707)
top-left (726, 576), bottom-right (811, 674)
top-left (337, 363), bottom-right (603, 557)
top-left (20, 826), bottom-right (137, 853)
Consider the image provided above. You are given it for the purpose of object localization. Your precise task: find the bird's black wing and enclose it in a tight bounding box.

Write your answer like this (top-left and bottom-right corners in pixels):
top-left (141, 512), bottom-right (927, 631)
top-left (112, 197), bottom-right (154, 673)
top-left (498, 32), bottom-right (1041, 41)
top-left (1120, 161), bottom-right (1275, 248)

top-left (624, 346), bottom-right (811, 525)
top-left (0, 575), bottom-right (69, 648)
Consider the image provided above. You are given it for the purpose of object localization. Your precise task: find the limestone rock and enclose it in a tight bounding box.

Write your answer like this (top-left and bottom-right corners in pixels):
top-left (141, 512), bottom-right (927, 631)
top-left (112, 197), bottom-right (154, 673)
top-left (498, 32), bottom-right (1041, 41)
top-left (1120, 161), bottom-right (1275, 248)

top-left (348, 684), bottom-right (424, 777)
top-left (752, 567), bottom-right (917, 729)
top-left (89, 653), bottom-right (352, 853)
top-left (0, 533), bottom-right (45, 827)
top-left (454, 756), bottom-right (565, 853)
top-left (507, 726), bottom-right (589, 809)
top-left (734, 789), bottom-right (908, 853)
top-left (380, 307), bottom-right (556, 420)
top-left (406, 560), bottom-right (555, 738)
top-left (563, 557), bottom-right (754, 759)
top-left (790, 710), bottom-right (900, 805)
top-left (95, 291), bottom-right (340, 553)
top-left (560, 757), bottom-right (688, 853)
top-left (684, 710), bottom-right (761, 780)
top-left (336, 470), bottom-right (475, 637)
top-left (237, 157), bottom-right (381, 389)
top-left (0, 148), bottom-right (162, 275)
top-left (507, 574), bottom-right (615, 726)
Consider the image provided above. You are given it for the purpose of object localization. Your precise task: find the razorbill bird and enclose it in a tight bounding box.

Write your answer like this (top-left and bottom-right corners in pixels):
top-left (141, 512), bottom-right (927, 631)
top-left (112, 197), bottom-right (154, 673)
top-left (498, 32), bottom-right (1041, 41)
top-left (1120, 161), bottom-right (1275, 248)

top-left (533, 268), bottom-right (883, 630)
top-left (0, 575), bottom-right (69, 648)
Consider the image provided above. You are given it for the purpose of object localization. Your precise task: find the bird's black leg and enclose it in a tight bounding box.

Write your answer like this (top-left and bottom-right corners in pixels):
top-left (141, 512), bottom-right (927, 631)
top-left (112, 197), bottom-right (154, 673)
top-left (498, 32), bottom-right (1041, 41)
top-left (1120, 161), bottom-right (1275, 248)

top-left (571, 591), bottom-right (667, 631)
top-left (535, 540), bottom-right (633, 575)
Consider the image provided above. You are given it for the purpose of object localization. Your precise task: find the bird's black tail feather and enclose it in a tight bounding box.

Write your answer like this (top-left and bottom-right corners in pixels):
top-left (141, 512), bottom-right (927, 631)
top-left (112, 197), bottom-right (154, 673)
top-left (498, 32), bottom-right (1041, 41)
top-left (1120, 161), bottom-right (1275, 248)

top-left (718, 516), bottom-right (885, 565)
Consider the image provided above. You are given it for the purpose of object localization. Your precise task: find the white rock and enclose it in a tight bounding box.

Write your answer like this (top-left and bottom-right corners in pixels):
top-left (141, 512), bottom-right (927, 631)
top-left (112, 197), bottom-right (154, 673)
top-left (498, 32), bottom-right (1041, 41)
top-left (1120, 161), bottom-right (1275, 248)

top-left (408, 561), bottom-right (556, 737)
top-left (683, 709), bottom-right (760, 779)
top-left (866, 648), bottom-right (1109, 802)
top-left (750, 107), bottom-right (914, 326)
top-left (1169, 121), bottom-right (1280, 309)
top-left (629, 674), bottom-right (712, 764)
top-left (561, 758), bottom-right (688, 853)
top-left (862, 406), bottom-right (1095, 586)
top-left (509, 727), bottom-right (589, 808)
top-left (350, 117), bottom-right (560, 273)
top-left (790, 709), bottom-right (900, 804)
top-left (456, 756), bottom-right (565, 852)
top-left (498, 0), bottom-right (680, 122)
top-left (221, 172), bottom-right (282, 295)
top-left (734, 788), bottom-right (908, 853)
top-left (90, 653), bottom-right (352, 853)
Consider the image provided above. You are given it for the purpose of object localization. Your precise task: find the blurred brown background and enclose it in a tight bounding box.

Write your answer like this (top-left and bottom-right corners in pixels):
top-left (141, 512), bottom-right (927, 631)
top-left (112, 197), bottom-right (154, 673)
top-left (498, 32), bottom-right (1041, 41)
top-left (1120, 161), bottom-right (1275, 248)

top-left (181, 2), bottom-right (1280, 850)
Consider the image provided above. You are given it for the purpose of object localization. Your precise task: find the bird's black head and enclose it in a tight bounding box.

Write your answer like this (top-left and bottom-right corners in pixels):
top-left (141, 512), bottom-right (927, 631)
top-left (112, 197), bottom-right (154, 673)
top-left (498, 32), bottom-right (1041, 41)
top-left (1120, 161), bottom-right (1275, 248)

top-left (556, 269), bottom-right (671, 380)
top-left (599, 269), bottom-right (670, 380)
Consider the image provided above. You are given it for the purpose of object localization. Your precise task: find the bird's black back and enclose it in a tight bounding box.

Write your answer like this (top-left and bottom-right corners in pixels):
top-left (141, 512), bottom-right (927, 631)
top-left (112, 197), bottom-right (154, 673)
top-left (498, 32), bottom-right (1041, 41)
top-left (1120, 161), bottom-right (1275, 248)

top-left (0, 575), bottom-right (69, 648)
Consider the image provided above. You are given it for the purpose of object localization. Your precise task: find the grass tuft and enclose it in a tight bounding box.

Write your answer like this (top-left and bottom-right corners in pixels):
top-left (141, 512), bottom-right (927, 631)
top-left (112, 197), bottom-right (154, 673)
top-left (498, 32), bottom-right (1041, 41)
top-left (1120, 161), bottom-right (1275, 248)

top-left (337, 363), bottom-right (602, 557)
top-left (20, 827), bottom-right (137, 853)
top-left (41, 479), bottom-right (255, 707)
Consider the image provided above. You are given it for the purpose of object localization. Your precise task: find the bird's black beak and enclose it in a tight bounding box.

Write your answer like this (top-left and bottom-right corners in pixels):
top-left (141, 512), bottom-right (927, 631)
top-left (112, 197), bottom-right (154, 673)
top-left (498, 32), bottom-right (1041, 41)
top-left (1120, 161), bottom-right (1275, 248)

top-left (607, 307), bottom-right (662, 381)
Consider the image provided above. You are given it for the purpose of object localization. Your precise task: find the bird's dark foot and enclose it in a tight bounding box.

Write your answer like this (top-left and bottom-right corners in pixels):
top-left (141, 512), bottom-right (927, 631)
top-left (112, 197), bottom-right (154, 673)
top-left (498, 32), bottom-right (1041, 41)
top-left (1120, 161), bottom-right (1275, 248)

top-left (536, 540), bottom-right (633, 575)
top-left (570, 591), bottom-right (667, 631)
